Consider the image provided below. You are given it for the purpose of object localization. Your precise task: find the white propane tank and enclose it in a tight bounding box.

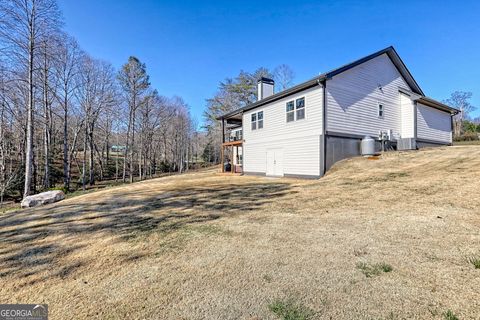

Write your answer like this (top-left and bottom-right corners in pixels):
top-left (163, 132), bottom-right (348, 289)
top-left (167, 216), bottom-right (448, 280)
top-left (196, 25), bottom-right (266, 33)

top-left (361, 136), bottom-right (376, 156)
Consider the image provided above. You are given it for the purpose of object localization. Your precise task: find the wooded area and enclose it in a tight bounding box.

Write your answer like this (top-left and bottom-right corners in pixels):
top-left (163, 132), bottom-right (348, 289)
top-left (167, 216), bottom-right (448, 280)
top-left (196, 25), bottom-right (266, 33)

top-left (0, 0), bottom-right (207, 204)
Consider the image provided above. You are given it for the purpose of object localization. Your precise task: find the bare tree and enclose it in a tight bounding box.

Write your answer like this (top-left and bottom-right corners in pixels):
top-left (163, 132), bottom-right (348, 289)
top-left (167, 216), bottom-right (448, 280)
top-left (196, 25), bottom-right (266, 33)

top-left (443, 91), bottom-right (476, 137)
top-left (54, 34), bottom-right (82, 191)
top-left (118, 56), bottom-right (150, 183)
top-left (273, 64), bottom-right (295, 91)
top-left (0, 0), bottom-right (62, 198)
top-left (76, 56), bottom-right (116, 188)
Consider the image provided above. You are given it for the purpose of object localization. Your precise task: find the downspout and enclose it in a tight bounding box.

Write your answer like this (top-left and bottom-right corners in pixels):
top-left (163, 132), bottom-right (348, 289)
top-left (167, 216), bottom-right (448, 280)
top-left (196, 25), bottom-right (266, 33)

top-left (320, 79), bottom-right (327, 176)
top-left (413, 101), bottom-right (418, 149)
top-left (450, 111), bottom-right (455, 146)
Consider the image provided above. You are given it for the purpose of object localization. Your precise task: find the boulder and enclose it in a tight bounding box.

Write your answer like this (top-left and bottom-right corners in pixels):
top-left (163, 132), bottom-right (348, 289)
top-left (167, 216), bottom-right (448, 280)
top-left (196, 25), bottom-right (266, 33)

top-left (21, 190), bottom-right (65, 208)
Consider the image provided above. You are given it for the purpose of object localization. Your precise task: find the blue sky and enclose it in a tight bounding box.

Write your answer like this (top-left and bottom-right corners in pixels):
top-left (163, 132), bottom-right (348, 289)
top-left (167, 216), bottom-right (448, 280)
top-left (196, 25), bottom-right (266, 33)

top-left (58, 0), bottom-right (480, 125)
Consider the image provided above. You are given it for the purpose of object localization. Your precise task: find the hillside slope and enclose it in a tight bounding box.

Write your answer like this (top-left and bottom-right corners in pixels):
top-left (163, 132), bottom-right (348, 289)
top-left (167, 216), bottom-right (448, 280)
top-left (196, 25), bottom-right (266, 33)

top-left (1, 146), bottom-right (479, 319)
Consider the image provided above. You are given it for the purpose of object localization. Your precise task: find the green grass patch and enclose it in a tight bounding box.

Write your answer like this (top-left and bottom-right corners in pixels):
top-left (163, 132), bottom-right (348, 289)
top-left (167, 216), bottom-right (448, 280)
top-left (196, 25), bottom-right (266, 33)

top-left (356, 262), bottom-right (393, 278)
top-left (443, 310), bottom-right (459, 320)
top-left (468, 255), bottom-right (480, 269)
top-left (268, 298), bottom-right (314, 320)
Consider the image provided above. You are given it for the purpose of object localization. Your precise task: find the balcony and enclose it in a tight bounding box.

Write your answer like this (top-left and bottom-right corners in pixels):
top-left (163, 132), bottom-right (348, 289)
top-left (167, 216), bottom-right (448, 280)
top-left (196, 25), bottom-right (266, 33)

top-left (223, 128), bottom-right (243, 146)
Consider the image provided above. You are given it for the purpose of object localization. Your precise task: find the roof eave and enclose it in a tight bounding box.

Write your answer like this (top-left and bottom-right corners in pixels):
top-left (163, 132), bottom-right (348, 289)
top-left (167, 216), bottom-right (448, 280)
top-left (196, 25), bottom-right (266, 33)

top-left (417, 97), bottom-right (460, 115)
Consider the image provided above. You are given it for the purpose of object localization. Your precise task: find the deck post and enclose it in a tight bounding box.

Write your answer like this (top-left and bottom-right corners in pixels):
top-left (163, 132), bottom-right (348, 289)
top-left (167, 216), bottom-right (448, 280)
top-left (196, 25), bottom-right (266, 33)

top-left (221, 118), bottom-right (225, 172)
top-left (221, 146), bottom-right (224, 172)
top-left (221, 118), bottom-right (225, 144)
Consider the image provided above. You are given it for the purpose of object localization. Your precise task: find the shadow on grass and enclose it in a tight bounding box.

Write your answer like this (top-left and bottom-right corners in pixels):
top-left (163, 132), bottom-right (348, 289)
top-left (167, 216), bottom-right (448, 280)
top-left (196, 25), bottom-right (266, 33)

top-left (0, 181), bottom-right (292, 283)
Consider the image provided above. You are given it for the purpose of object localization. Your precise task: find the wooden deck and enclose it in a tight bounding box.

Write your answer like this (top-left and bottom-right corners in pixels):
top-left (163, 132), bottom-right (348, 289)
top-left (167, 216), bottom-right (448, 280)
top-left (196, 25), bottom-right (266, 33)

top-left (222, 140), bottom-right (243, 147)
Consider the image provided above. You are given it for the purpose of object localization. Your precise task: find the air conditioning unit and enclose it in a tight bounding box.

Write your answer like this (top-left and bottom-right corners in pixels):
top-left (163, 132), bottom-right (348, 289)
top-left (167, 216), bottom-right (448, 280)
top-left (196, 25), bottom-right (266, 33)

top-left (397, 138), bottom-right (416, 150)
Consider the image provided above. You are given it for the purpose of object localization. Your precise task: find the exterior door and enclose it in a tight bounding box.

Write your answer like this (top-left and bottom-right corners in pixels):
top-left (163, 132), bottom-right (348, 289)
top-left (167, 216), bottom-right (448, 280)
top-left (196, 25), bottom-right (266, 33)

top-left (266, 149), bottom-right (284, 177)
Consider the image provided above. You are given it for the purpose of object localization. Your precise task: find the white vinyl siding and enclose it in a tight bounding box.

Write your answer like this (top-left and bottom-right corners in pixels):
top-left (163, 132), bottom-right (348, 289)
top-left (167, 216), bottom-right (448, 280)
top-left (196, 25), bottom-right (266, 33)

top-left (400, 93), bottom-right (415, 138)
top-left (243, 86), bottom-right (323, 177)
top-left (416, 103), bottom-right (452, 143)
top-left (326, 53), bottom-right (410, 138)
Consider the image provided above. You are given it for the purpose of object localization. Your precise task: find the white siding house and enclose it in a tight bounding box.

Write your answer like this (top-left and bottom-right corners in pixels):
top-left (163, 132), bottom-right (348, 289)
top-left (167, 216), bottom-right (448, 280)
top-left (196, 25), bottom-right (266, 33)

top-left (219, 46), bottom-right (458, 178)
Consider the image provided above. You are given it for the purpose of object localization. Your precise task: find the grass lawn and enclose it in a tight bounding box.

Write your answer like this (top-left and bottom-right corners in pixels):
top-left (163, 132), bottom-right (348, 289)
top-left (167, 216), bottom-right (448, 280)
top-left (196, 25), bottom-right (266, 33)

top-left (1, 146), bottom-right (480, 319)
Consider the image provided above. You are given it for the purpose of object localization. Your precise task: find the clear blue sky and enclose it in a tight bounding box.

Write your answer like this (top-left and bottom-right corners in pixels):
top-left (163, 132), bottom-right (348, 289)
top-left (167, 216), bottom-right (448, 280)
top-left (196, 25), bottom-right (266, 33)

top-left (58, 0), bottom-right (480, 125)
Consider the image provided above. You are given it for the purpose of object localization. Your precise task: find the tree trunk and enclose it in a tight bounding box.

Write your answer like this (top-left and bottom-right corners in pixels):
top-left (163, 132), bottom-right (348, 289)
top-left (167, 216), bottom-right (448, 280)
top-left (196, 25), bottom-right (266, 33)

top-left (123, 112), bottom-right (131, 183)
top-left (130, 110), bottom-right (135, 183)
top-left (63, 97), bottom-right (69, 191)
top-left (82, 123), bottom-right (87, 191)
top-left (43, 48), bottom-right (50, 189)
top-left (88, 124), bottom-right (95, 185)
top-left (23, 23), bottom-right (35, 198)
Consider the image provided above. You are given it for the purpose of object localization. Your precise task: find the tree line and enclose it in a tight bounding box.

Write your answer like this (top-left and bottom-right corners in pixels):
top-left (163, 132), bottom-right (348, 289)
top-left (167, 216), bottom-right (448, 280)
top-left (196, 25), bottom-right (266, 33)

top-left (0, 0), bottom-right (204, 204)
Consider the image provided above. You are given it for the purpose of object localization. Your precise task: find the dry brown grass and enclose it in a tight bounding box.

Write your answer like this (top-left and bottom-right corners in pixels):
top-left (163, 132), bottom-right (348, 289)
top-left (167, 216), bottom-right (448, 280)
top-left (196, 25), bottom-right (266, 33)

top-left (1, 146), bottom-right (480, 319)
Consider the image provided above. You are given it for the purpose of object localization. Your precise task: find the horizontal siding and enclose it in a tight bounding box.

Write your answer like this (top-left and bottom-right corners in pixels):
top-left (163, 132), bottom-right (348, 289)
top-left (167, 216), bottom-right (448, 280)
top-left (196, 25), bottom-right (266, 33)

top-left (416, 103), bottom-right (452, 143)
top-left (245, 135), bottom-right (320, 176)
top-left (400, 93), bottom-right (415, 138)
top-left (326, 53), bottom-right (410, 138)
top-left (243, 86), bottom-right (323, 176)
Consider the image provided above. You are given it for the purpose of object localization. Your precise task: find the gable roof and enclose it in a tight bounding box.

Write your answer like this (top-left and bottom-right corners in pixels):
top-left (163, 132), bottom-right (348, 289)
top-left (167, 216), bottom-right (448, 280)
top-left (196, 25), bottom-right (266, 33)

top-left (219, 46), bottom-right (425, 119)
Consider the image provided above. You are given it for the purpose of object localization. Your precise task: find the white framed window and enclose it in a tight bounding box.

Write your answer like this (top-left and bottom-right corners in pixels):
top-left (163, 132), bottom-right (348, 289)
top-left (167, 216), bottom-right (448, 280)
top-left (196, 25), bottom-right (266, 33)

top-left (378, 103), bottom-right (384, 118)
top-left (286, 97), bottom-right (306, 122)
top-left (286, 101), bottom-right (295, 122)
top-left (251, 111), bottom-right (263, 130)
top-left (257, 111), bottom-right (263, 129)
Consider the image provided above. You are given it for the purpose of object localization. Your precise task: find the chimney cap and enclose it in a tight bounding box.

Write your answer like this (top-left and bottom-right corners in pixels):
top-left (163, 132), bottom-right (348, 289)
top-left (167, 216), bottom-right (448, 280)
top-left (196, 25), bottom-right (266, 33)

top-left (257, 77), bottom-right (275, 85)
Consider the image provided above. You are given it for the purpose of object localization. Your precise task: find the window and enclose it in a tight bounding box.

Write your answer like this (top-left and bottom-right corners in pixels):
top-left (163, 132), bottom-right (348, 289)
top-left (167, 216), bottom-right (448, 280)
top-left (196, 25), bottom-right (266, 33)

top-left (286, 97), bottom-right (305, 122)
top-left (251, 111), bottom-right (263, 130)
top-left (286, 101), bottom-right (295, 122)
top-left (296, 98), bottom-right (305, 120)
top-left (378, 103), bottom-right (384, 118)
top-left (257, 111), bottom-right (263, 129)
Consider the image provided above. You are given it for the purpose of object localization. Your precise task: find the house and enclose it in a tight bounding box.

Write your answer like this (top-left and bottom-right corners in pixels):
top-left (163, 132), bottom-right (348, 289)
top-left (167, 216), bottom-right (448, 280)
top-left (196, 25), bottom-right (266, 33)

top-left (218, 46), bottom-right (459, 178)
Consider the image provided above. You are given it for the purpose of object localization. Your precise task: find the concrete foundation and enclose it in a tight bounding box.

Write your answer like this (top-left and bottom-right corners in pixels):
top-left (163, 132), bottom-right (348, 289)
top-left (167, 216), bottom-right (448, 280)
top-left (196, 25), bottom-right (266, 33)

top-left (416, 140), bottom-right (448, 148)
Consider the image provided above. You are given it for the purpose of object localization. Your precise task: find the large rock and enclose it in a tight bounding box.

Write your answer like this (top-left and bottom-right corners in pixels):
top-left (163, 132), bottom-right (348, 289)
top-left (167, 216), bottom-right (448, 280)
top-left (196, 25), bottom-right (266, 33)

top-left (21, 190), bottom-right (65, 208)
